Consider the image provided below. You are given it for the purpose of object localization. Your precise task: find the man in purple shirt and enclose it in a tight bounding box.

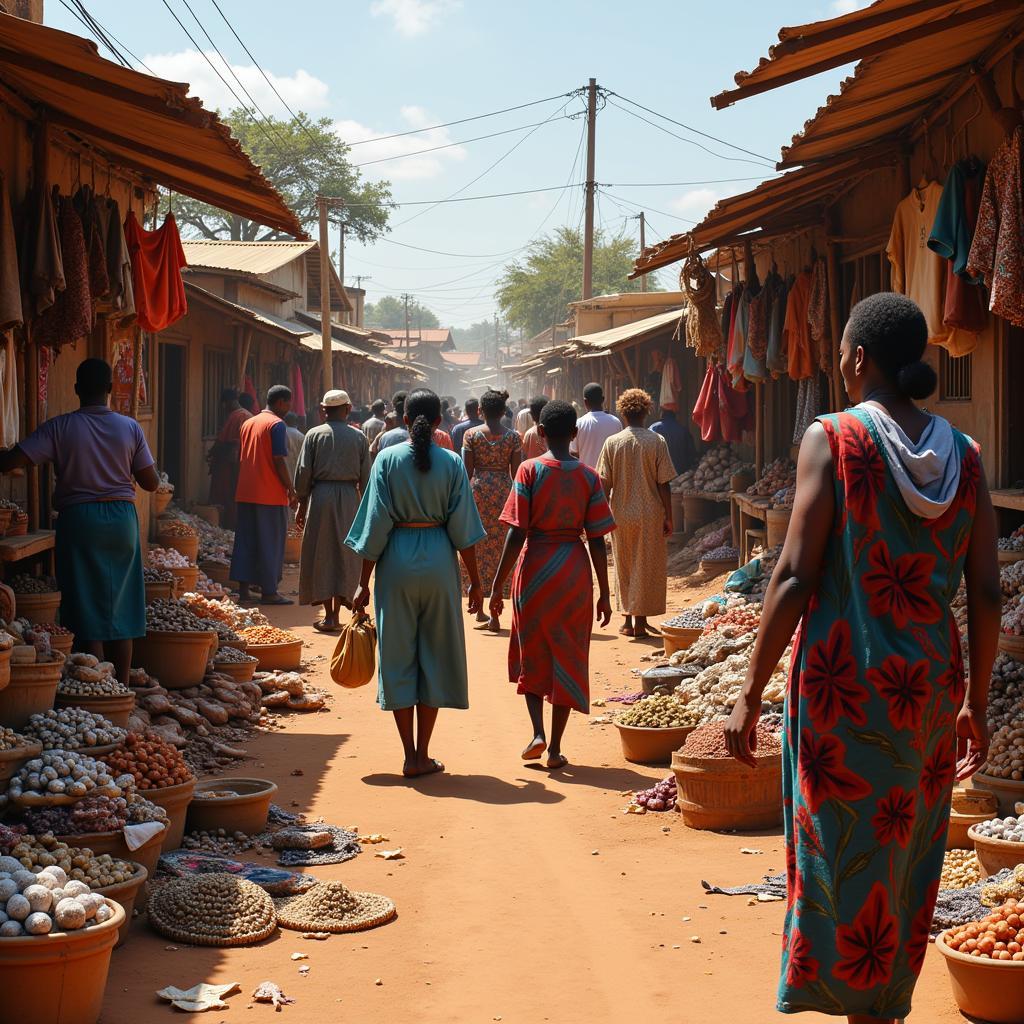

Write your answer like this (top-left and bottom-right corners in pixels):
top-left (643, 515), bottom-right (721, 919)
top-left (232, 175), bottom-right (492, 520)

top-left (0, 359), bottom-right (159, 686)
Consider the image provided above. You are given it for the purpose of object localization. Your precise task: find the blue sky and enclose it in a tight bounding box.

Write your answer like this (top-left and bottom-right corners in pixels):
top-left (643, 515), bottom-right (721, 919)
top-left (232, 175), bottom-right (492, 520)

top-left (47, 0), bottom-right (865, 326)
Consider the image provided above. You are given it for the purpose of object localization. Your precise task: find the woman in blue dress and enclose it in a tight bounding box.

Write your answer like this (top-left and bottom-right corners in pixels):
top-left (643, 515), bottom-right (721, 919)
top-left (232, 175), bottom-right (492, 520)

top-left (347, 389), bottom-right (486, 778)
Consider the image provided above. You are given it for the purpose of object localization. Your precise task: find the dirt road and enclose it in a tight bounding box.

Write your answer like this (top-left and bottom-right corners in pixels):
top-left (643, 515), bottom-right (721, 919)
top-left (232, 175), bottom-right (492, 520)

top-left (100, 571), bottom-right (960, 1023)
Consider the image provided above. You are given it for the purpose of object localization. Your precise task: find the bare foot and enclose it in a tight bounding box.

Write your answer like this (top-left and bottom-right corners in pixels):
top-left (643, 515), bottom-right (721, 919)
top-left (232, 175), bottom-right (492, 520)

top-left (522, 737), bottom-right (547, 760)
top-left (545, 752), bottom-right (569, 770)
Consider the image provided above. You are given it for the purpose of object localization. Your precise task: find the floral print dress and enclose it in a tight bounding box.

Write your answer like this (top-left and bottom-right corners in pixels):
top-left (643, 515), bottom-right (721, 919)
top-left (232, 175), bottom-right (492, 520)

top-left (779, 408), bottom-right (979, 1019)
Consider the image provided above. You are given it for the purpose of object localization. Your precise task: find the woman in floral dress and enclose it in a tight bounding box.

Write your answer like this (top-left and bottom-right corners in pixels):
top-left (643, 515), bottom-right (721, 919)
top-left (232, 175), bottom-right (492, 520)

top-left (725, 293), bottom-right (1000, 1024)
top-left (463, 389), bottom-right (522, 632)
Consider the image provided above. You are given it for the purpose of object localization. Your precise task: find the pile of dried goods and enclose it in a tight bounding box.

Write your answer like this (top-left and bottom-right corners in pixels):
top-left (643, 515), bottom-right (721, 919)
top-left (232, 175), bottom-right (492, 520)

top-left (101, 733), bottom-right (192, 790)
top-left (631, 775), bottom-right (677, 812)
top-left (1003, 559), bottom-right (1024, 600)
top-left (701, 545), bottom-right (739, 563)
top-left (675, 625), bottom-right (757, 668)
top-left (157, 520), bottom-right (196, 539)
top-left (941, 849), bottom-right (983, 890)
top-left (982, 865), bottom-right (1024, 907)
top-left (8, 574), bottom-right (58, 594)
top-left (146, 546), bottom-right (192, 570)
top-left (19, 792), bottom-right (167, 834)
top-left (984, 722), bottom-right (1024, 781)
top-left (746, 458), bottom-right (795, 497)
top-left (673, 653), bottom-right (787, 723)
top-left (0, 861), bottom-right (113, 936)
top-left (239, 626), bottom-right (299, 646)
top-left (1002, 592), bottom-right (1024, 636)
top-left (0, 727), bottom-right (35, 753)
top-left (680, 719), bottom-right (782, 759)
top-left (616, 694), bottom-right (699, 729)
top-left (3, 834), bottom-right (134, 887)
top-left (666, 519), bottom-right (733, 576)
top-left (182, 828), bottom-right (258, 854)
top-left (21, 709), bottom-right (126, 751)
top-left (989, 655), bottom-right (1024, 732)
top-left (143, 566), bottom-right (175, 584)
top-left (146, 598), bottom-right (214, 633)
top-left (147, 872), bottom-right (277, 945)
top-left (662, 609), bottom-right (706, 630)
top-left (974, 814), bottom-right (1024, 843)
top-left (1, 752), bottom-right (127, 808)
top-left (999, 526), bottom-right (1024, 553)
top-left (703, 603), bottom-right (760, 635)
top-left (59, 653), bottom-right (130, 698)
top-left (275, 880), bottom-right (395, 933)
top-left (673, 447), bottom-right (751, 494)
top-left (213, 646), bottom-right (257, 665)
top-left (256, 671), bottom-right (327, 712)
top-left (943, 900), bottom-right (1024, 960)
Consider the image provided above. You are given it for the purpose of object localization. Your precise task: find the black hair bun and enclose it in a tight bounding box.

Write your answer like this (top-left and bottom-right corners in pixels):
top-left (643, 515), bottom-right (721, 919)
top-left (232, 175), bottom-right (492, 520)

top-left (896, 360), bottom-right (937, 400)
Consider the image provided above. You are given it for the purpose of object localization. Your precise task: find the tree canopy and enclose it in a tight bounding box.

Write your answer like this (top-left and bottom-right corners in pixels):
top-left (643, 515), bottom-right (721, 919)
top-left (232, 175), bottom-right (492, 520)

top-left (364, 295), bottom-right (440, 330)
top-left (496, 227), bottom-right (653, 336)
top-left (172, 109), bottom-right (392, 242)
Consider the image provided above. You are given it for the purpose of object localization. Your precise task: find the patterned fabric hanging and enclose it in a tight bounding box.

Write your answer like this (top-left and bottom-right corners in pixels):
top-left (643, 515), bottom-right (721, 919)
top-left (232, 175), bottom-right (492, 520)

top-left (680, 247), bottom-right (723, 359)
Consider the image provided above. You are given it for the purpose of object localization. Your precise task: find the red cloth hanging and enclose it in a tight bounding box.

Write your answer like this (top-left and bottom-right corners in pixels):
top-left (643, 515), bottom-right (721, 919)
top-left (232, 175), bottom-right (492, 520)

top-left (243, 374), bottom-right (258, 406)
top-left (692, 361), bottom-right (752, 444)
top-left (123, 210), bottom-right (188, 332)
top-left (292, 362), bottom-right (306, 418)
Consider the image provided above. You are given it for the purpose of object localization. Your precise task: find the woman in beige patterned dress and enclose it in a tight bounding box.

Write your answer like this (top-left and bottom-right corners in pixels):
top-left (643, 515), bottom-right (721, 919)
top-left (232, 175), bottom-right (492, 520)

top-left (464, 389), bottom-right (523, 632)
top-left (597, 389), bottom-right (676, 639)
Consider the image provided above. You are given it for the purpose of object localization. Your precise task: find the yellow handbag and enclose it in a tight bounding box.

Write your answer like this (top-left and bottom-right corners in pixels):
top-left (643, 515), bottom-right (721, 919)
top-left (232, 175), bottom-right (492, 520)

top-left (330, 612), bottom-right (377, 688)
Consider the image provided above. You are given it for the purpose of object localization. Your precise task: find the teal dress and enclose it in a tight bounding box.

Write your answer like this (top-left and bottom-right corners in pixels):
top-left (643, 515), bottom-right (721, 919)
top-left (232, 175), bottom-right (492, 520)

top-left (779, 409), bottom-right (980, 1019)
top-left (345, 443), bottom-right (485, 711)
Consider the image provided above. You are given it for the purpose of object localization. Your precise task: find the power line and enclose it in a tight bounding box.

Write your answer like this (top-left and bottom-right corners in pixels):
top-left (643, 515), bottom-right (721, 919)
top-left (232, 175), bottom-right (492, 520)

top-left (602, 176), bottom-right (776, 187)
top-left (75, 0), bottom-right (157, 73)
top-left (344, 183), bottom-right (583, 208)
top-left (607, 98), bottom-right (776, 169)
top-left (343, 92), bottom-right (578, 147)
top-left (353, 116), bottom-right (572, 168)
top-left (61, 0), bottom-right (129, 67)
top-left (599, 187), bottom-right (699, 224)
top-left (608, 91), bottom-right (776, 164)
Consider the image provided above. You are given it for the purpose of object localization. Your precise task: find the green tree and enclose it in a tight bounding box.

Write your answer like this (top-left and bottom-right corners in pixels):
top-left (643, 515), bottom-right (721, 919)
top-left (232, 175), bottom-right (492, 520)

top-left (364, 295), bottom-right (440, 330)
top-left (496, 227), bottom-right (655, 336)
top-left (172, 109), bottom-right (392, 242)
top-left (451, 319), bottom-right (497, 351)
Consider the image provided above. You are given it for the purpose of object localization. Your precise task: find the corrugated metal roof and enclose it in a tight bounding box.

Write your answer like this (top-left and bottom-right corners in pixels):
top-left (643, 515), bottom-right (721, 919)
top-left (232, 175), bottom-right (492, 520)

top-left (0, 15), bottom-right (303, 238)
top-left (570, 308), bottom-right (685, 352)
top-left (441, 351), bottom-right (481, 367)
top-left (181, 240), bottom-right (316, 275)
top-left (183, 282), bottom-right (309, 342)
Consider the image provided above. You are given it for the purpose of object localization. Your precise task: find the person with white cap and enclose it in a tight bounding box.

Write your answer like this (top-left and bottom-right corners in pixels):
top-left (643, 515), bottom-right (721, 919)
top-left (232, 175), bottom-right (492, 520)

top-left (293, 389), bottom-right (370, 632)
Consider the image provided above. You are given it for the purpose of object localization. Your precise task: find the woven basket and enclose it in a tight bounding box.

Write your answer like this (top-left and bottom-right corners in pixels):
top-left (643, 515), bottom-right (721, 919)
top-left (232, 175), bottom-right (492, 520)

top-left (997, 633), bottom-right (1024, 660)
top-left (672, 750), bottom-right (782, 830)
top-left (148, 874), bottom-right (278, 947)
top-left (276, 886), bottom-right (396, 933)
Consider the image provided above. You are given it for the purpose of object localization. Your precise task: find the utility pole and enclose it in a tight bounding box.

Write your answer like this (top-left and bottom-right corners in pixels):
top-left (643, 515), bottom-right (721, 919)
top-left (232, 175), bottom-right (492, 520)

top-left (317, 197), bottom-right (332, 393)
top-left (638, 212), bottom-right (647, 293)
top-left (403, 293), bottom-right (412, 362)
top-left (582, 77), bottom-right (598, 301)
top-left (337, 221), bottom-right (346, 324)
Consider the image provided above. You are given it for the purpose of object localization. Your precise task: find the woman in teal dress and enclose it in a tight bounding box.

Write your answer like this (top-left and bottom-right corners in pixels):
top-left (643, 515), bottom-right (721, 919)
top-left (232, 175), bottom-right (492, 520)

top-left (347, 389), bottom-right (486, 779)
top-left (725, 293), bottom-right (1001, 1024)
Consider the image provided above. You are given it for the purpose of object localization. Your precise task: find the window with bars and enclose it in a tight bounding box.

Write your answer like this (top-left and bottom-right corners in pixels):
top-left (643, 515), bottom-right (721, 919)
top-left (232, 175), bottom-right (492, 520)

top-left (203, 348), bottom-right (235, 436)
top-left (939, 349), bottom-right (972, 402)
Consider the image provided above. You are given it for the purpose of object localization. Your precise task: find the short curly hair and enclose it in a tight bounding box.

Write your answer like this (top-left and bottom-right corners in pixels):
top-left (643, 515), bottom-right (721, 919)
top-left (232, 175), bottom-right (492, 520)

top-left (616, 388), bottom-right (652, 420)
top-left (480, 388), bottom-right (509, 418)
top-left (846, 292), bottom-right (935, 400)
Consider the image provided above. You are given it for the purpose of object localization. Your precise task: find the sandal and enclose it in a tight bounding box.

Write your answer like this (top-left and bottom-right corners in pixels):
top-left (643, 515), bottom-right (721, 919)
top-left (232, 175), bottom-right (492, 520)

top-left (522, 739), bottom-right (547, 761)
top-left (545, 753), bottom-right (569, 770)
top-left (259, 594), bottom-right (293, 606)
top-left (312, 620), bottom-right (340, 634)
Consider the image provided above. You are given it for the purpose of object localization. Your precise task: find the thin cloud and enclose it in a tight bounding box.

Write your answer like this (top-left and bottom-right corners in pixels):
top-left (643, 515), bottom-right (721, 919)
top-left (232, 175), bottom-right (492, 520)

top-left (831, 0), bottom-right (869, 13)
top-left (671, 187), bottom-right (723, 217)
top-left (142, 49), bottom-right (329, 115)
top-left (369, 0), bottom-right (460, 37)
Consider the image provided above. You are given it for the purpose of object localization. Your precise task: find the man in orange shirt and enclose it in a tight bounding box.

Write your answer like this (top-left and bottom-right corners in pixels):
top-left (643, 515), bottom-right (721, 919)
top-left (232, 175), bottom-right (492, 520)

top-left (230, 384), bottom-right (296, 605)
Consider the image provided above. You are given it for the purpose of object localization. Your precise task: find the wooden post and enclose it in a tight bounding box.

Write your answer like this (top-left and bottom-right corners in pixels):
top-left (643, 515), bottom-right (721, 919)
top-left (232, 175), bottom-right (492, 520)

top-left (825, 211), bottom-right (845, 412)
top-left (582, 78), bottom-right (598, 301)
top-left (638, 212), bottom-right (647, 293)
top-left (130, 328), bottom-right (143, 419)
top-left (318, 197), bottom-right (332, 392)
top-left (754, 381), bottom-right (764, 479)
top-left (237, 327), bottom-right (252, 391)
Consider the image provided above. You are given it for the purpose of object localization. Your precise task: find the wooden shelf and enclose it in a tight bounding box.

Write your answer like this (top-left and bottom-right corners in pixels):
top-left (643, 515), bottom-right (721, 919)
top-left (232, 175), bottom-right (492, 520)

top-left (991, 489), bottom-right (1024, 512)
top-left (0, 530), bottom-right (55, 562)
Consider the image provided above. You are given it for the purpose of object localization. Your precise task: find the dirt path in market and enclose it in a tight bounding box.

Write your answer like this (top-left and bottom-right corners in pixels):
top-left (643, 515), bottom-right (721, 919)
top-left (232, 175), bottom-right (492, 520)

top-left (100, 568), bottom-right (960, 1024)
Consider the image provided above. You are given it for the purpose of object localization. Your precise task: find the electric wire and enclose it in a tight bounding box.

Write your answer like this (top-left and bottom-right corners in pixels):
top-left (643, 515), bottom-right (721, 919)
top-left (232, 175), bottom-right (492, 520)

top-left (61, 0), bottom-right (130, 67)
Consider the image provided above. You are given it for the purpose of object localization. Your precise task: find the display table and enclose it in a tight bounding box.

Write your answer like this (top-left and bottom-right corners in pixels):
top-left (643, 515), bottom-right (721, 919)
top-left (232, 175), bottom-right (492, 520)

top-left (731, 493), bottom-right (770, 563)
top-left (991, 489), bottom-right (1024, 512)
top-left (0, 530), bottom-right (55, 570)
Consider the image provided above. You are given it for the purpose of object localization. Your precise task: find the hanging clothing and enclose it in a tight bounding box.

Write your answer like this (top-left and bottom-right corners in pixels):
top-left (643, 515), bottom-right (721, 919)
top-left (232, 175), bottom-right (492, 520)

top-left (33, 191), bottom-right (92, 352)
top-left (291, 363), bottom-right (306, 419)
top-left (294, 421), bottom-right (370, 607)
top-left (726, 284), bottom-right (746, 387)
top-left (928, 159), bottom-right (987, 353)
top-left (500, 456), bottom-right (615, 713)
top-left (659, 356), bottom-right (682, 412)
top-left (73, 186), bottom-right (109, 301)
top-left (692, 362), bottom-right (752, 444)
top-left (966, 126), bottom-right (1024, 328)
top-left (744, 283), bottom-right (769, 384)
top-left (778, 408), bottom-right (979, 1019)
top-left (0, 333), bottom-right (19, 449)
top-left (123, 210), bottom-right (188, 333)
top-left (100, 198), bottom-right (135, 324)
top-left (345, 445), bottom-right (486, 711)
top-left (887, 183), bottom-right (947, 343)
top-left (0, 177), bottom-right (23, 332)
top-left (22, 182), bottom-right (64, 318)
top-left (784, 270), bottom-right (814, 381)
top-left (808, 258), bottom-right (832, 376)
top-left (680, 252), bottom-right (722, 358)
top-left (765, 273), bottom-right (789, 378)
top-left (792, 376), bottom-right (821, 445)
top-left (598, 427), bottom-right (676, 617)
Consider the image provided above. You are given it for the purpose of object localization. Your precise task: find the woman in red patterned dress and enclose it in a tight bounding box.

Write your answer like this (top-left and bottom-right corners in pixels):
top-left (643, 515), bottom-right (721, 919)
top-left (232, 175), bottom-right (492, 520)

top-left (488, 400), bottom-right (614, 768)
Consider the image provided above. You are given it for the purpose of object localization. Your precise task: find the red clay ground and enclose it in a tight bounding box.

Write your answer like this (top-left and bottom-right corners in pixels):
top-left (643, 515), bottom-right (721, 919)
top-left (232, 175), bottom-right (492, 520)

top-left (99, 567), bottom-right (961, 1023)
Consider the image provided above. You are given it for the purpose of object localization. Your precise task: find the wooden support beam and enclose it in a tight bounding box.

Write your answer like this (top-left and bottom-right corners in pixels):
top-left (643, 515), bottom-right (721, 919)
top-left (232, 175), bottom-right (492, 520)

top-left (237, 327), bottom-right (253, 391)
top-left (130, 328), bottom-right (142, 419)
top-left (825, 211), bottom-right (845, 413)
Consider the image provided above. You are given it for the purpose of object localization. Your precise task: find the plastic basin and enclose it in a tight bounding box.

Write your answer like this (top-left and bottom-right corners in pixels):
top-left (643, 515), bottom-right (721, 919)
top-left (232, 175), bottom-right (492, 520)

top-left (14, 590), bottom-right (62, 624)
top-left (970, 827), bottom-right (1024, 878)
top-left (144, 777), bottom-right (197, 850)
top-left (973, 771), bottom-right (1024, 816)
top-left (672, 750), bottom-right (783, 831)
top-left (0, 654), bottom-right (65, 728)
top-left (55, 691), bottom-right (136, 729)
top-left (247, 638), bottom-right (303, 671)
top-left (615, 722), bottom-right (695, 766)
top-left (132, 630), bottom-right (215, 689)
top-left (935, 929), bottom-right (1024, 1024)
top-left (0, 898), bottom-right (124, 1024)
top-left (660, 624), bottom-right (701, 657)
top-left (0, 739), bottom-right (42, 783)
top-left (95, 862), bottom-right (147, 947)
top-left (186, 777), bottom-right (279, 836)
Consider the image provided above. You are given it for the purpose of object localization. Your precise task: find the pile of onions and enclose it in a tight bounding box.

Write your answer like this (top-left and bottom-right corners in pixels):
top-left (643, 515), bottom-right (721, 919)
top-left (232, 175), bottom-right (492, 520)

top-left (633, 775), bottom-right (677, 812)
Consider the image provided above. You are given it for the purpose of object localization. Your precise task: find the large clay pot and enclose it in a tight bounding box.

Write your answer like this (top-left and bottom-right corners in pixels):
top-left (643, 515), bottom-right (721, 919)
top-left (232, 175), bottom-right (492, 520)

top-left (42, 631), bottom-right (74, 657)
top-left (672, 750), bottom-right (783, 831)
top-left (0, 654), bottom-right (65, 728)
top-left (0, 898), bottom-right (124, 1024)
top-left (284, 532), bottom-right (302, 564)
top-left (132, 631), bottom-right (215, 689)
top-left (200, 561), bottom-right (231, 586)
top-left (615, 723), bottom-right (694, 766)
top-left (997, 633), bottom-right (1024, 660)
top-left (0, 579), bottom-right (16, 620)
top-left (145, 776), bottom-right (197, 850)
top-left (165, 565), bottom-right (198, 593)
top-left (186, 778), bottom-right (278, 836)
top-left (247, 638), bottom-right (303, 671)
top-left (157, 532), bottom-right (198, 563)
top-left (970, 827), bottom-right (1024, 878)
top-left (0, 739), bottom-right (42, 783)
top-left (152, 490), bottom-right (172, 517)
top-left (94, 862), bottom-right (147, 947)
top-left (972, 771), bottom-right (1024, 816)
top-left (52, 829), bottom-right (164, 912)
top-left (0, 645), bottom-right (12, 692)
top-left (14, 589), bottom-right (62, 623)
top-left (765, 507), bottom-right (791, 548)
top-left (682, 494), bottom-right (716, 530)
top-left (55, 690), bottom-right (136, 729)
top-left (211, 657), bottom-right (257, 683)
top-left (935, 930), bottom-right (1024, 1024)
top-left (144, 581), bottom-right (175, 603)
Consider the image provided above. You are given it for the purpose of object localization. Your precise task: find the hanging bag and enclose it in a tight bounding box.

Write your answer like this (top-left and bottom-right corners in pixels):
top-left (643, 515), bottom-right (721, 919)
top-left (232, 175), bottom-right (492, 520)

top-left (330, 612), bottom-right (377, 688)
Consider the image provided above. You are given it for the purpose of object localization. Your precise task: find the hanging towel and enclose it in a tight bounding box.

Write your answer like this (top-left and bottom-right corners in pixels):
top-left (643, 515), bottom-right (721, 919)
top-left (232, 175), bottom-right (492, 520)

top-left (856, 404), bottom-right (961, 520)
top-left (124, 210), bottom-right (187, 332)
top-left (659, 357), bottom-right (681, 412)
